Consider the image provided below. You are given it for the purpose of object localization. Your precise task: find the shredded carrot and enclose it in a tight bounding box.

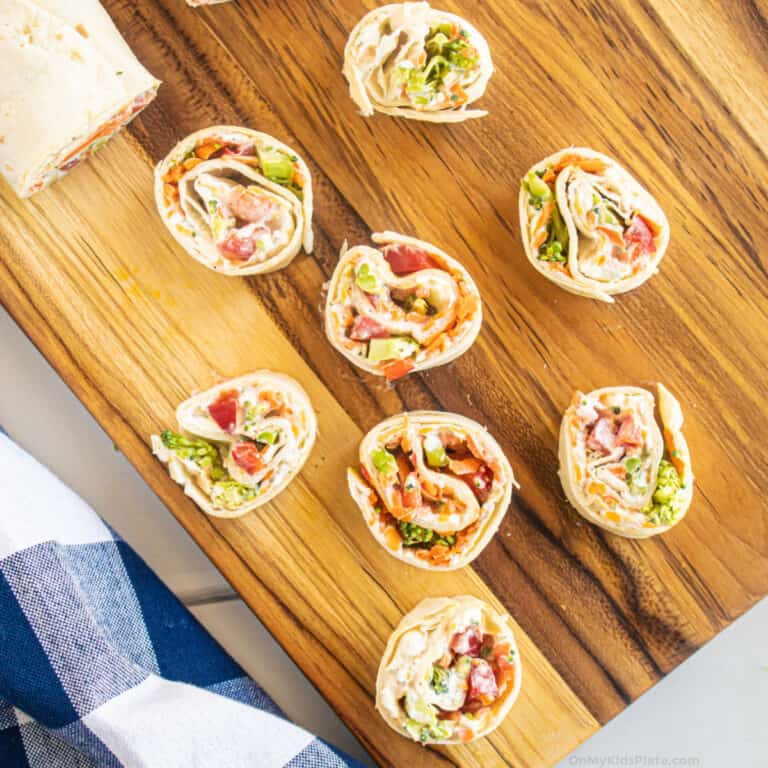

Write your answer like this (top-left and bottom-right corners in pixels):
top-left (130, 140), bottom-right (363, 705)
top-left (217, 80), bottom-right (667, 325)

top-left (449, 82), bottom-right (468, 107)
top-left (663, 428), bottom-right (685, 476)
top-left (182, 156), bottom-right (202, 171)
top-left (456, 292), bottom-right (480, 321)
top-left (574, 464), bottom-right (582, 482)
top-left (597, 226), bottom-right (624, 246)
top-left (530, 201), bottom-right (554, 250)
top-left (195, 140), bottom-right (223, 160)
top-left (605, 511), bottom-right (621, 523)
top-left (384, 527), bottom-right (402, 551)
top-left (553, 154), bottom-right (607, 174)
top-left (162, 164), bottom-right (185, 185)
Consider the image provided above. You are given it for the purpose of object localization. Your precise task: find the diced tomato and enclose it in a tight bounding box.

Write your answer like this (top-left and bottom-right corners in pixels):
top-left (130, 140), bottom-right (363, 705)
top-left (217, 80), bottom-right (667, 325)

top-left (587, 417), bottom-right (616, 455)
top-left (436, 708), bottom-right (462, 722)
top-left (616, 414), bottom-right (642, 448)
top-left (450, 626), bottom-right (482, 656)
top-left (492, 643), bottom-right (516, 690)
top-left (208, 390), bottom-right (239, 432)
top-left (348, 315), bottom-right (389, 341)
top-left (219, 231), bottom-right (256, 260)
top-left (382, 244), bottom-right (439, 275)
top-left (401, 471), bottom-right (422, 508)
top-left (479, 633), bottom-right (495, 659)
top-left (463, 464), bottom-right (493, 503)
top-left (230, 442), bottom-right (264, 475)
top-left (467, 659), bottom-right (499, 704)
top-left (381, 359), bottom-right (415, 382)
top-left (624, 214), bottom-right (657, 257)
top-left (228, 187), bottom-right (277, 224)
top-left (221, 142), bottom-right (255, 157)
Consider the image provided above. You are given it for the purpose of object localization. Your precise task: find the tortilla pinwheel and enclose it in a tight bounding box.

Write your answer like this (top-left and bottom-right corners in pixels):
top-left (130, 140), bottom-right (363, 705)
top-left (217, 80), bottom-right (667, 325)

top-left (519, 147), bottom-right (669, 302)
top-left (155, 126), bottom-right (313, 275)
top-left (559, 383), bottom-right (693, 538)
top-left (376, 596), bottom-right (521, 744)
top-left (348, 411), bottom-right (516, 570)
top-left (0, 0), bottom-right (159, 197)
top-left (343, 2), bottom-right (494, 122)
top-left (151, 372), bottom-right (316, 518)
top-left (325, 232), bottom-right (482, 381)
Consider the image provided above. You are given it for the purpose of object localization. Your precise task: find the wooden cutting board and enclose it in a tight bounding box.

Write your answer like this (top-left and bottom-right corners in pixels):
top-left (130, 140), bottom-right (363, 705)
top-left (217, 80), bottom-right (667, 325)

top-left (2, 1), bottom-right (766, 765)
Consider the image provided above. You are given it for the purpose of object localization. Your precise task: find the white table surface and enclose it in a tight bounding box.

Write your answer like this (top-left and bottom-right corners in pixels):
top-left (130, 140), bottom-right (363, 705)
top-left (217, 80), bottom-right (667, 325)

top-left (1, 304), bottom-right (765, 768)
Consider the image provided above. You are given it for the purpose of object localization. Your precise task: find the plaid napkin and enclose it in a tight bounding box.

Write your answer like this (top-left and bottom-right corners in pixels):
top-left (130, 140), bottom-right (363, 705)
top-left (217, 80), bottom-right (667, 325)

top-left (0, 431), bottom-right (366, 768)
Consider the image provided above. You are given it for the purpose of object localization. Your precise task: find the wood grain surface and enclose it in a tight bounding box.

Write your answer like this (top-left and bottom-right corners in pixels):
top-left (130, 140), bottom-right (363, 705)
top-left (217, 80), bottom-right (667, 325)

top-left (1, 1), bottom-right (767, 765)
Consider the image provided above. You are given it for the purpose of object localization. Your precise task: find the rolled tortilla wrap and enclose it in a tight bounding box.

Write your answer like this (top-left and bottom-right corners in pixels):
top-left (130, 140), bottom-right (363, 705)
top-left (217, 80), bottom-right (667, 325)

top-left (519, 147), bottom-right (669, 302)
top-left (348, 411), bottom-right (516, 570)
top-left (343, 2), bottom-right (494, 123)
top-left (325, 231), bottom-right (482, 381)
top-left (0, 0), bottom-right (159, 197)
top-left (376, 596), bottom-right (521, 743)
top-left (155, 126), bottom-right (313, 275)
top-left (151, 372), bottom-right (317, 519)
top-left (558, 383), bottom-right (693, 538)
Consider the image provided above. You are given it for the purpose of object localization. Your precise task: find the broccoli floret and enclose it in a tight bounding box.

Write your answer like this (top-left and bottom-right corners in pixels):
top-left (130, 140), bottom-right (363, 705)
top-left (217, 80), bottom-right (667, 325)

top-left (210, 480), bottom-right (258, 510)
top-left (161, 430), bottom-right (225, 480)
top-left (643, 459), bottom-right (684, 525)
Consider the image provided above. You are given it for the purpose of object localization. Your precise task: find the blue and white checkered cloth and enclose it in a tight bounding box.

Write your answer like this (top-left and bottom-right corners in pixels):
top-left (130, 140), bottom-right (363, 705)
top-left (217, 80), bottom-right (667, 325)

top-left (0, 431), bottom-right (366, 768)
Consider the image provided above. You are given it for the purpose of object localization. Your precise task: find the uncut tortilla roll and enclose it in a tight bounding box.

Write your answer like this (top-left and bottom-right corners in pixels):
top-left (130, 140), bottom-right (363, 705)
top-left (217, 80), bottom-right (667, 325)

top-left (558, 383), bottom-right (693, 538)
top-left (151, 372), bottom-right (317, 519)
top-left (343, 2), bottom-right (494, 123)
top-left (155, 126), bottom-right (313, 275)
top-left (348, 411), bottom-right (517, 570)
top-left (0, 0), bottom-right (159, 197)
top-left (325, 232), bottom-right (482, 382)
top-left (519, 147), bottom-right (670, 302)
top-left (376, 596), bottom-right (521, 744)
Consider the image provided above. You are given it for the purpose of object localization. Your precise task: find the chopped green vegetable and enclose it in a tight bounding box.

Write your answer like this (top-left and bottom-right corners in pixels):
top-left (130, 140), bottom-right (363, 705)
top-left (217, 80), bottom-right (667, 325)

top-left (398, 521), bottom-right (456, 549)
top-left (643, 459), bottom-right (684, 525)
top-left (355, 263), bottom-right (380, 294)
top-left (404, 694), bottom-right (437, 727)
top-left (537, 202), bottom-right (569, 262)
top-left (210, 480), bottom-right (257, 510)
top-left (257, 147), bottom-right (294, 185)
top-left (421, 721), bottom-right (453, 742)
top-left (256, 429), bottom-right (279, 445)
top-left (423, 433), bottom-right (449, 468)
top-left (367, 337), bottom-right (418, 363)
top-left (430, 665), bottom-right (450, 695)
top-left (399, 521), bottom-right (433, 546)
top-left (524, 170), bottom-right (552, 201)
top-left (161, 430), bottom-right (225, 480)
top-left (625, 456), bottom-right (646, 494)
top-left (396, 24), bottom-right (479, 107)
top-left (370, 447), bottom-right (397, 475)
